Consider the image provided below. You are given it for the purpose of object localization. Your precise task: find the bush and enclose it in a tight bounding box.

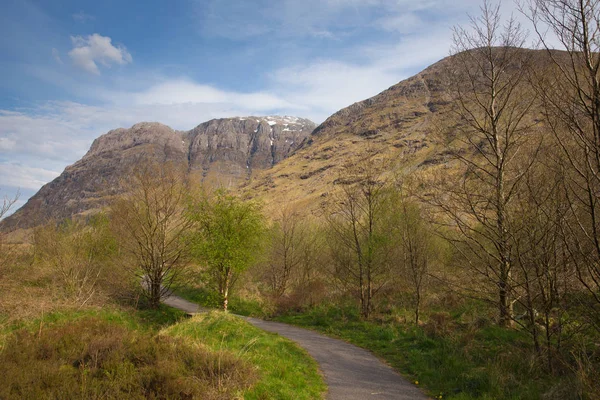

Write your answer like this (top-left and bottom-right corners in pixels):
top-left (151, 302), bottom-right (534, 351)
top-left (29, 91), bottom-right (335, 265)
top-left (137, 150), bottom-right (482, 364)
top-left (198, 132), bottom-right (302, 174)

top-left (0, 317), bottom-right (255, 399)
top-left (423, 312), bottom-right (454, 338)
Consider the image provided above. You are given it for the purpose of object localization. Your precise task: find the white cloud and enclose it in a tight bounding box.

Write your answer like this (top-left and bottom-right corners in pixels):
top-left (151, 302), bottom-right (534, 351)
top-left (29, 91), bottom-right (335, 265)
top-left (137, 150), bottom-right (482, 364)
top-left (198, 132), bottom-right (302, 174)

top-left (0, 108), bottom-right (92, 162)
top-left (377, 13), bottom-right (424, 33)
top-left (0, 137), bottom-right (16, 152)
top-left (0, 163), bottom-right (60, 190)
top-left (271, 61), bottom-right (399, 121)
top-left (197, 0), bottom-right (478, 40)
top-left (130, 80), bottom-right (299, 111)
top-left (269, 27), bottom-right (453, 122)
top-left (68, 34), bottom-right (132, 75)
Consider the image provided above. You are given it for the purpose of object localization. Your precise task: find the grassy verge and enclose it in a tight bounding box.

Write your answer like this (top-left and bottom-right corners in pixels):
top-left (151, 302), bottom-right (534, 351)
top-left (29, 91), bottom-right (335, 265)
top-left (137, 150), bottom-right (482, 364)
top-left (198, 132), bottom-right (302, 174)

top-left (0, 307), bottom-right (253, 399)
top-left (165, 311), bottom-right (326, 400)
top-left (0, 306), bottom-right (325, 399)
top-left (174, 285), bottom-right (268, 317)
top-left (275, 304), bottom-right (578, 400)
top-left (0, 304), bottom-right (186, 340)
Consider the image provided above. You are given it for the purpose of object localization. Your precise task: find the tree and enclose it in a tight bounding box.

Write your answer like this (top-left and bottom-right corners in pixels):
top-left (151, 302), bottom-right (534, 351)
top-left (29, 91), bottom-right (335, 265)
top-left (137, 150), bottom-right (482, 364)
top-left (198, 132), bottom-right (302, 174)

top-left (189, 190), bottom-right (265, 311)
top-left (0, 191), bottom-right (19, 276)
top-left (430, 1), bottom-right (536, 327)
top-left (110, 163), bottom-right (192, 309)
top-left (264, 205), bottom-right (308, 299)
top-left (526, 0), bottom-right (600, 322)
top-left (0, 191), bottom-right (18, 221)
top-left (325, 156), bottom-right (395, 319)
top-left (394, 197), bottom-right (438, 326)
top-left (33, 215), bottom-right (117, 306)
top-left (511, 153), bottom-right (575, 370)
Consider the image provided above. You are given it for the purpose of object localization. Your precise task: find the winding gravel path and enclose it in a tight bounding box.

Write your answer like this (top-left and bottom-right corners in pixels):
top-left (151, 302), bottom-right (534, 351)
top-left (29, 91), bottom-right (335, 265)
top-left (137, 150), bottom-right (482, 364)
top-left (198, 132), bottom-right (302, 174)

top-left (162, 293), bottom-right (427, 400)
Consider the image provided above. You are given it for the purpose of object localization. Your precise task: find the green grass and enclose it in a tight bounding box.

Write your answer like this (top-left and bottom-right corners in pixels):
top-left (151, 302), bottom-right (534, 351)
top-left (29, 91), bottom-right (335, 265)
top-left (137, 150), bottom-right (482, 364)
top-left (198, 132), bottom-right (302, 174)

top-left (275, 304), bottom-right (580, 400)
top-left (1, 305), bottom-right (186, 339)
top-left (1, 306), bottom-right (325, 399)
top-left (165, 311), bottom-right (326, 399)
top-left (174, 285), bottom-right (269, 317)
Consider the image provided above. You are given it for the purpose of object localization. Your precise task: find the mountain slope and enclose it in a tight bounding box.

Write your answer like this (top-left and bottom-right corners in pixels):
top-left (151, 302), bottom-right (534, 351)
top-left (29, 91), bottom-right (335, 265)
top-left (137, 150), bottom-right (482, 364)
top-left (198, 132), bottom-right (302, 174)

top-left (5, 48), bottom-right (555, 230)
top-left (246, 56), bottom-right (451, 211)
top-left (246, 48), bottom-right (551, 214)
top-left (4, 116), bottom-right (315, 229)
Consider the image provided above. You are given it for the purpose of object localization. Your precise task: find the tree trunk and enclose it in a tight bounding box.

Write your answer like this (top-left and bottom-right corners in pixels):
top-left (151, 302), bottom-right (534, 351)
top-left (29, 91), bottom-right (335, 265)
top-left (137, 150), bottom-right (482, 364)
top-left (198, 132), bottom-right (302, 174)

top-left (222, 268), bottom-right (232, 312)
top-left (498, 270), bottom-right (512, 327)
top-left (415, 289), bottom-right (421, 326)
top-left (150, 280), bottom-right (161, 309)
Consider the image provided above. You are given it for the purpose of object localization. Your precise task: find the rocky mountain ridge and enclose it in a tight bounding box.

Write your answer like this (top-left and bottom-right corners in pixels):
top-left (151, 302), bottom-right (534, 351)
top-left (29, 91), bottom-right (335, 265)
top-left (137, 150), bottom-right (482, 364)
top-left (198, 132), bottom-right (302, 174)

top-left (4, 48), bottom-right (555, 230)
top-left (3, 116), bottom-right (315, 230)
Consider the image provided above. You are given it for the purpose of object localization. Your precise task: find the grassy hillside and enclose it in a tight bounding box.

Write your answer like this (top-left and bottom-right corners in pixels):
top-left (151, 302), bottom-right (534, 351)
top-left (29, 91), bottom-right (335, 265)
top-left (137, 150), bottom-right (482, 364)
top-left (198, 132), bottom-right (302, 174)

top-left (0, 306), bottom-right (325, 400)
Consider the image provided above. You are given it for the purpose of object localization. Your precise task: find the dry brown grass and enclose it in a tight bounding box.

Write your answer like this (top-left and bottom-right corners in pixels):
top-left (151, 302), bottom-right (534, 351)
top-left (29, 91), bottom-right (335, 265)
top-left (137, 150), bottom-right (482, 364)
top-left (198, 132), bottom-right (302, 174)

top-left (0, 316), bottom-right (256, 400)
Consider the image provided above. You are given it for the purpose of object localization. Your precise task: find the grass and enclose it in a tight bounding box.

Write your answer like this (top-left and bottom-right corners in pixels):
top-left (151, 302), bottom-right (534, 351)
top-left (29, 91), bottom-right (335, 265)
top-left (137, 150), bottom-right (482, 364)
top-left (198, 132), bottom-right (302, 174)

top-left (275, 303), bottom-right (582, 400)
top-left (0, 306), bottom-right (326, 399)
top-left (174, 285), bottom-right (269, 318)
top-left (0, 312), bottom-right (255, 400)
top-left (1, 304), bottom-right (186, 340)
top-left (165, 311), bottom-right (326, 400)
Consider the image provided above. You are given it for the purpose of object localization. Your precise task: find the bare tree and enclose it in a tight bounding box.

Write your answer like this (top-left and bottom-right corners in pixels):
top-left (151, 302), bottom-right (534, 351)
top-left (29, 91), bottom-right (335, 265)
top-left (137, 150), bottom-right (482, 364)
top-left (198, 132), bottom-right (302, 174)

top-left (325, 156), bottom-right (394, 319)
top-left (0, 191), bottom-right (18, 221)
top-left (394, 197), bottom-right (437, 326)
top-left (110, 163), bottom-right (192, 309)
top-left (431, 1), bottom-right (536, 327)
top-left (0, 191), bottom-right (19, 276)
top-left (526, 0), bottom-right (600, 319)
top-left (511, 150), bottom-right (576, 370)
top-left (264, 205), bottom-right (307, 299)
top-left (33, 215), bottom-right (116, 307)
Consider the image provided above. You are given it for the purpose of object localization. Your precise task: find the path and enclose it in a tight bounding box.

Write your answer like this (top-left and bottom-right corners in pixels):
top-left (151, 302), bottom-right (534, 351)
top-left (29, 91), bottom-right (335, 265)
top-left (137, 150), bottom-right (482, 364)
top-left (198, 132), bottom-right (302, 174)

top-left (163, 294), bottom-right (427, 400)
top-left (162, 293), bottom-right (205, 314)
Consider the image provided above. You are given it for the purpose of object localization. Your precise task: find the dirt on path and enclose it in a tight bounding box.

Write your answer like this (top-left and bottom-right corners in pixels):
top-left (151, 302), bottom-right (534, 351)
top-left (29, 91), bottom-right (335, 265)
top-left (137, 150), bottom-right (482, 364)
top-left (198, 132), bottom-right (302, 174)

top-left (162, 294), bottom-right (427, 399)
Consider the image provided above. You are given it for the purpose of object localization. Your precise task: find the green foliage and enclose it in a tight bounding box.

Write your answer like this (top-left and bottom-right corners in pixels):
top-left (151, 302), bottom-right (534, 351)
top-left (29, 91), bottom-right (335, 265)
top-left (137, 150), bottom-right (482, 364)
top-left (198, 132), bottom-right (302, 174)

top-left (190, 190), bottom-right (265, 274)
top-left (188, 190), bottom-right (266, 309)
top-left (0, 315), bottom-right (255, 400)
top-left (175, 285), bottom-right (270, 318)
top-left (165, 311), bottom-right (326, 399)
top-left (276, 303), bottom-right (583, 400)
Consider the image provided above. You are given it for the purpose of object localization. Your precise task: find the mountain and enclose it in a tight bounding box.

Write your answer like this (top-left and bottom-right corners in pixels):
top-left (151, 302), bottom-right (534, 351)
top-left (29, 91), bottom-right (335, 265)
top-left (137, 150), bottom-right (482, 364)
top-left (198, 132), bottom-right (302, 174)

top-left (245, 54), bottom-right (453, 211)
top-left (4, 48), bottom-right (552, 230)
top-left (245, 48), bottom-right (552, 214)
top-left (3, 116), bottom-right (315, 230)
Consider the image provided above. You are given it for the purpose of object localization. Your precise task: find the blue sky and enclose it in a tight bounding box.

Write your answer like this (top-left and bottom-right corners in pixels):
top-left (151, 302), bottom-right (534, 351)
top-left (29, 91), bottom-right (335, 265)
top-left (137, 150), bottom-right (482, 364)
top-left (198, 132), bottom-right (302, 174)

top-left (0, 0), bottom-right (522, 209)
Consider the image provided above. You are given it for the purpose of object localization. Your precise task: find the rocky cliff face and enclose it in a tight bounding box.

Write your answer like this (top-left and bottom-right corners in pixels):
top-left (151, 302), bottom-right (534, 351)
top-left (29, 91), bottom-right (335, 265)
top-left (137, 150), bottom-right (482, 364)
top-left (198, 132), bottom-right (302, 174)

top-left (186, 116), bottom-right (313, 186)
top-left (3, 116), bottom-right (314, 229)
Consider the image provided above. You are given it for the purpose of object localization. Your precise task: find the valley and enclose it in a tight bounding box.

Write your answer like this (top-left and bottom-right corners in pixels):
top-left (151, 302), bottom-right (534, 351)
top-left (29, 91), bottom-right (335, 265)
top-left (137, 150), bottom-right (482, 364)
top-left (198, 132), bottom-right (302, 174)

top-left (2, 2), bottom-right (600, 399)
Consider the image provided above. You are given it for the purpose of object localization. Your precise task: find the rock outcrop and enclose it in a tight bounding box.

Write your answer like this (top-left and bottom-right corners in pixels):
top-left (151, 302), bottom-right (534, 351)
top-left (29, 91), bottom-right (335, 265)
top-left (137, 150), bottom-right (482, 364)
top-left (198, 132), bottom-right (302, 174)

top-left (3, 116), bottom-right (314, 229)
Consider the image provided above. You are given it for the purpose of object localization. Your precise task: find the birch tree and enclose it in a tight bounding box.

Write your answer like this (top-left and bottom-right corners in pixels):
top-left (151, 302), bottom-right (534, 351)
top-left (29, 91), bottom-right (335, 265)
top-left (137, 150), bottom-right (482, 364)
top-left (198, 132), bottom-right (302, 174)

top-left (189, 190), bottom-right (265, 311)
top-left (432, 1), bottom-right (536, 326)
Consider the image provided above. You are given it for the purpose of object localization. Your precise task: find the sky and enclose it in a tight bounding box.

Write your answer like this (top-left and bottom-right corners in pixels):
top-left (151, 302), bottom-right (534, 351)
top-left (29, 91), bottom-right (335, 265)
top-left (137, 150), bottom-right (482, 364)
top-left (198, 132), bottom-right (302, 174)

top-left (0, 0), bottom-right (527, 210)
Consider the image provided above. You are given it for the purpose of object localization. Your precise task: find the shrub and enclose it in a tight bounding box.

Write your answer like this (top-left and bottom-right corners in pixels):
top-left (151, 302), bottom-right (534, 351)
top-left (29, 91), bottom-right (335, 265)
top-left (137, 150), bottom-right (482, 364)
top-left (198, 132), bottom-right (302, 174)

top-left (0, 317), bottom-right (255, 399)
top-left (423, 312), bottom-right (454, 338)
